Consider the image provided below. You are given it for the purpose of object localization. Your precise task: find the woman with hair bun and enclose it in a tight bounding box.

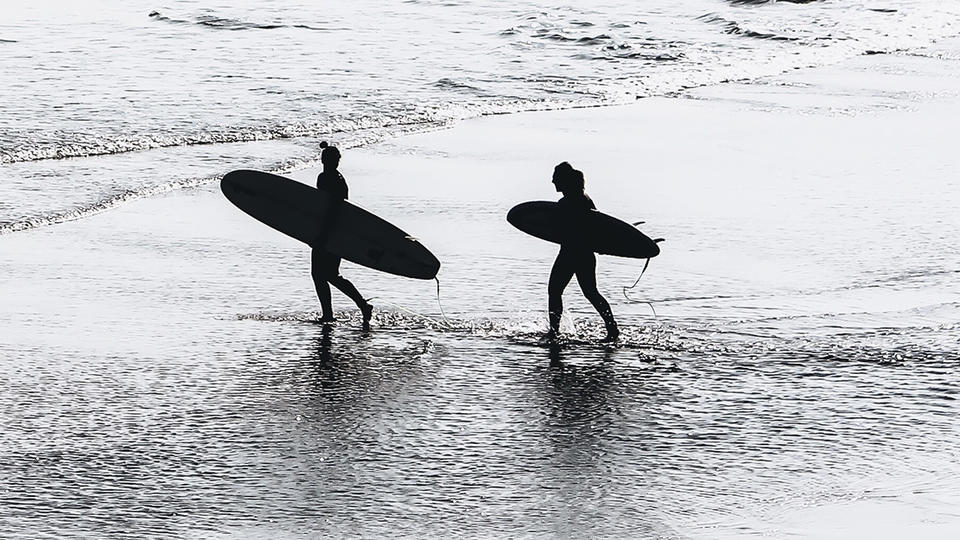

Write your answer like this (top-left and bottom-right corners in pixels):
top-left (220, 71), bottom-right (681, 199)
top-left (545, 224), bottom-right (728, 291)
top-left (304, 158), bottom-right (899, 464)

top-left (312, 141), bottom-right (373, 326)
top-left (546, 162), bottom-right (618, 342)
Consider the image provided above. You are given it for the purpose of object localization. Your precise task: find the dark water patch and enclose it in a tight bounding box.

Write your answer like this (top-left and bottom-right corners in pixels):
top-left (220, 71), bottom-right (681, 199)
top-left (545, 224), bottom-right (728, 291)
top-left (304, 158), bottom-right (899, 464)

top-left (195, 15), bottom-right (283, 31)
top-left (534, 30), bottom-right (578, 43)
top-left (611, 51), bottom-right (683, 61)
top-left (576, 34), bottom-right (613, 45)
top-left (532, 30), bottom-right (624, 48)
top-left (610, 21), bottom-right (646, 29)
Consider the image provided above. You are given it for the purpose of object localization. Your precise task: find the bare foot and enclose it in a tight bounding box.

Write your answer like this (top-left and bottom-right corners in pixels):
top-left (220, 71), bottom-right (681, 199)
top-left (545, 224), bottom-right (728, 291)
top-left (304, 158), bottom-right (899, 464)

top-left (360, 302), bottom-right (373, 326)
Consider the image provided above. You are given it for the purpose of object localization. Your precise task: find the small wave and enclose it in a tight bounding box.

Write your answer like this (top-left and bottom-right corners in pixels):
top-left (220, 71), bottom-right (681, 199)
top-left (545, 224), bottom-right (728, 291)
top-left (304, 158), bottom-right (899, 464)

top-left (0, 91), bottom-right (644, 167)
top-left (0, 176), bottom-right (212, 235)
top-left (902, 49), bottom-right (960, 61)
top-left (534, 31), bottom-right (577, 43)
top-left (576, 34), bottom-right (614, 45)
top-left (0, 115), bottom-right (451, 165)
top-left (0, 38), bottom-right (17, 43)
top-left (842, 268), bottom-right (960, 291)
top-left (433, 78), bottom-right (489, 96)
top-left (609, 51), bottom-right (682, 62)
top-left (148, 11), bottom-right (324, 32)
top-left (0, 146), bottom-right (328, 235)
top-left (697, 13), bottom-right (800, 42)
top-left (532, 30), bottom-right (625, 48)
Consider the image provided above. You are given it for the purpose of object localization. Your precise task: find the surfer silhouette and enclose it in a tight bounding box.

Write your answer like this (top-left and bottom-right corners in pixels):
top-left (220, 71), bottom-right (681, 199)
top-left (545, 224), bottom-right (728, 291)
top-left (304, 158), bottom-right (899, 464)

top-left (312, 141), bottom-right (373, 327)
top-left (546, 162), bottom-right (619, 342)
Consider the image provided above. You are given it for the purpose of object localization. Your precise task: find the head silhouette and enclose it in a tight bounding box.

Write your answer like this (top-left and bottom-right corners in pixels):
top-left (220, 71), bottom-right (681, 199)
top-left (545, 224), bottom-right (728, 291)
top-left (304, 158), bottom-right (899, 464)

top-left (320, 141), bottom-right (341, 170)
top-left (552, 162), bottom-right (585, 194)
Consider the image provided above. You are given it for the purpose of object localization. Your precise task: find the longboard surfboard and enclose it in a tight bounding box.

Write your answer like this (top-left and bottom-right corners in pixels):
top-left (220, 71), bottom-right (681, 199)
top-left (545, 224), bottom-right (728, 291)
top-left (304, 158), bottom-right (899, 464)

top-left (507, 201), bottom-right (661, 259)
top-left (221, 170), bottom-right (440, 280)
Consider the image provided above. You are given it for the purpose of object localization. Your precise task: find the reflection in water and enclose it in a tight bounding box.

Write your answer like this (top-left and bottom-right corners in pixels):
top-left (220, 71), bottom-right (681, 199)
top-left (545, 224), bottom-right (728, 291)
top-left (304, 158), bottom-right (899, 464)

top-left (0, 309), bottom-right (957, 538)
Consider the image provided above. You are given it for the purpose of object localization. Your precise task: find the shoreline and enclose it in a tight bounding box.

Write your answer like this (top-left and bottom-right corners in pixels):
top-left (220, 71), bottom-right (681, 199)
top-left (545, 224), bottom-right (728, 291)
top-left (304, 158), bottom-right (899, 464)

top-left (4, 42), bottom-right (959, 238)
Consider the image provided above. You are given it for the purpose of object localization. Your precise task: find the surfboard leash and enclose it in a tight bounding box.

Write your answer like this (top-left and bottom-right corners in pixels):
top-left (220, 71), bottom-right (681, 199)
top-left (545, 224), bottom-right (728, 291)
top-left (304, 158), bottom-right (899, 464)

top-left (367, 297), bottom-right (452, 330)
top-left (435, 277), bottom-right (450, 325)
top-left (622, 263), bottom-right (658, 319)
top-left (623, 257), bottom-right (652, 297)
top-left (621, 237), bottom-right (664, 319)
top-left (363, 278), bottom-right (453, 330)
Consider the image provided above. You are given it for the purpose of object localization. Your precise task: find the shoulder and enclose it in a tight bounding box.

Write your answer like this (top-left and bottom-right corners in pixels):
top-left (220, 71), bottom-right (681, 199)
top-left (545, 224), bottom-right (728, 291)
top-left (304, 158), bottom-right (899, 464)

top-left (559, 193), bottom-right (594, 208)
top-left (583, 193), bottom-right (596, 210)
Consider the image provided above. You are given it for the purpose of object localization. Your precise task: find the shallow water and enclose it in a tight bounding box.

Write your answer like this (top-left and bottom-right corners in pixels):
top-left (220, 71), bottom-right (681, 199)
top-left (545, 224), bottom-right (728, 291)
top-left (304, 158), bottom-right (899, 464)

top-left (5, 63), bottom-right (960, 535)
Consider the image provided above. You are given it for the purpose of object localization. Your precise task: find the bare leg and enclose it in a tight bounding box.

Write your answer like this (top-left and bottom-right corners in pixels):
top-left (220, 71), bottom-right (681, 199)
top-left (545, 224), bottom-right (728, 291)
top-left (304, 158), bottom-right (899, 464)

top-left (548, 250), bottom-right (576, 335)
top-left (574, 253), bottom-right (618, 339)
top-left (313, 250), bottom-right (371, 325)
top-left (311, 251), bottom-right (335, 320)
top-left (328, 274), bottom-right (365, 309)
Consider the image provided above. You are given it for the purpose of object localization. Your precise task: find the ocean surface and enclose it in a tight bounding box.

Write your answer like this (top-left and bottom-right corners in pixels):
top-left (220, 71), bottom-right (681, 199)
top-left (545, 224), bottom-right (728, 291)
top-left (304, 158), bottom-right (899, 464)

top-left (2, 0), bottom-right (960, 538)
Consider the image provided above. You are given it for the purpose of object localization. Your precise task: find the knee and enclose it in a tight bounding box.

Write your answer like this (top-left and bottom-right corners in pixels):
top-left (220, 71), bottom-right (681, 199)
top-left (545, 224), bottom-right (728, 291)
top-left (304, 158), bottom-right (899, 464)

top-left (581, 286), bottom-right (602, 302)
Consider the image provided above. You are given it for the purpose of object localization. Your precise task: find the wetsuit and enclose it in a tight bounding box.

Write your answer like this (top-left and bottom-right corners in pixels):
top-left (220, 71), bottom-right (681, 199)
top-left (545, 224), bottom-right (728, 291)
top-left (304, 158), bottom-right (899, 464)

top-left (312, 170), bottom-right (366, 319)
top-left (548, 192), bottom-right (617, 335)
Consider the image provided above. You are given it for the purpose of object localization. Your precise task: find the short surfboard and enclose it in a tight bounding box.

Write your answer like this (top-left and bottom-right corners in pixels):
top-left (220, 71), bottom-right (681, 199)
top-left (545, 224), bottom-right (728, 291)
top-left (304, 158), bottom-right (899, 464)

top-left (507, 201), bottom-right (660, 259)
top-left (221, 170), bottom-right (440, 280)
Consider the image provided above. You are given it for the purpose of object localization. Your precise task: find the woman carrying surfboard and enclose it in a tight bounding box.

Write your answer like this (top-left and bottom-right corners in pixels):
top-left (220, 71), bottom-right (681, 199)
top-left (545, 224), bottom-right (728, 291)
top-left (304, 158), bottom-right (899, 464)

top-left (313, 141), bottom-right (373, 326)
top-left (546, 162), bottom-right (618, 342)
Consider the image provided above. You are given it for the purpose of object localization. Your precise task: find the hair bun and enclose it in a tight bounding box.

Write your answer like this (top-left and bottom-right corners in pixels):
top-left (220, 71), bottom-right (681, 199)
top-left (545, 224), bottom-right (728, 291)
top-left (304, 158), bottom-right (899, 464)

top-left (319, 141), bottom-right (329, 149)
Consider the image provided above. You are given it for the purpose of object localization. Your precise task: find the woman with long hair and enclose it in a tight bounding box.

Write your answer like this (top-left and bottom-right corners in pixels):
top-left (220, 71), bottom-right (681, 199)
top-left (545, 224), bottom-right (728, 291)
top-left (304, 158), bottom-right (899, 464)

top-left (546, 162), bottom-right (618, 341)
